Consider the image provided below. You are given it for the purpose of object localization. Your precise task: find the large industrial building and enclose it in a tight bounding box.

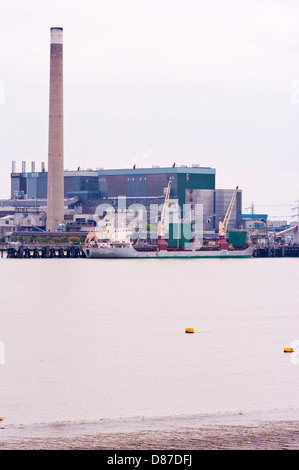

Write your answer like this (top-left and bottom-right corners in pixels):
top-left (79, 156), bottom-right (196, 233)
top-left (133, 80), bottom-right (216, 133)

top-left (5, 26), bottom-right (242, 238)
top-left (10, 162), bottom-right (242, 233)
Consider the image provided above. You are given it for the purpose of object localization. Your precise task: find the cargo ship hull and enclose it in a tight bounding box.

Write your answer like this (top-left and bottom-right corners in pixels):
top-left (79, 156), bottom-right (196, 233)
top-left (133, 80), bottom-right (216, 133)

top-left (83, 245), bottom-right (254, 259)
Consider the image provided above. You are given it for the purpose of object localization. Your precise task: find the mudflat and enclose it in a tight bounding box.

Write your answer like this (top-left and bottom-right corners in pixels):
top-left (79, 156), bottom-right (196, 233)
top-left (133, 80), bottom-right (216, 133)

top-left (1, 420), bottom-right (299, 450)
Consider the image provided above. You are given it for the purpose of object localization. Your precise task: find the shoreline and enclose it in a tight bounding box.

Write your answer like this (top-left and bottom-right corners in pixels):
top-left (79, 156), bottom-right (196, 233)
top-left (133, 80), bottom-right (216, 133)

top-left (1, 413), bottom-right (299, 450)
top-left (1, 421), bottom-right (299, 450)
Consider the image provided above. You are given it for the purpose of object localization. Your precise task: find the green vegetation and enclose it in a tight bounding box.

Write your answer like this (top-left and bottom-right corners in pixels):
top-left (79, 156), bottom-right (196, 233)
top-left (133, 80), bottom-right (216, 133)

top-left (11, 235), bottom-right (85, 244)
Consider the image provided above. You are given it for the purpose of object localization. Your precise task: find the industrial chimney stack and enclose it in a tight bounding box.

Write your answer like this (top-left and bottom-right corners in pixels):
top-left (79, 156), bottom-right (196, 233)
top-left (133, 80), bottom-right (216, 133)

top-left (46, 27), bottom-right (64, 231)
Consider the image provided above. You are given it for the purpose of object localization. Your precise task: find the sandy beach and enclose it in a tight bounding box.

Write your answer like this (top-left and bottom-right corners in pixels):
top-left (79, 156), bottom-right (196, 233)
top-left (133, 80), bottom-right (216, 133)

top-left (1, 420), bottom-right (299, 450)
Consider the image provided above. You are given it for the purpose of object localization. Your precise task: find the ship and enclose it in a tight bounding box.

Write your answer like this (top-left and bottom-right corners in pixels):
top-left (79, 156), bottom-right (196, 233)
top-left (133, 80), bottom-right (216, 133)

top-left (83, 184), bottom-right (255, 259)
top-left (83, 240), bottom-right (254, 259)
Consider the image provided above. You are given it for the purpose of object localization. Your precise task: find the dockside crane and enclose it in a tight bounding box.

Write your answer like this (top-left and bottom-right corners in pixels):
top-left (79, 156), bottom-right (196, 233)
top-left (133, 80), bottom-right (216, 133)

top-left (218, 186), bottom-right (238, 249)
top-left (276, 225), bottom-right (297, 237)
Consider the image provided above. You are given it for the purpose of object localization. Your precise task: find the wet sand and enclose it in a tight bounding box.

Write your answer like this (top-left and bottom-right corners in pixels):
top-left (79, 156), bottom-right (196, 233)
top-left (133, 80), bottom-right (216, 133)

top-left (1, 420), bottom-right (299, 450)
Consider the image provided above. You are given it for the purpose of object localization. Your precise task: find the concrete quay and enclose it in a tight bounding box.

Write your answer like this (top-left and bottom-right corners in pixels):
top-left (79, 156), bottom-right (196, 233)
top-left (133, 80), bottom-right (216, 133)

top-left (253, 245), bottom-right (299, 257)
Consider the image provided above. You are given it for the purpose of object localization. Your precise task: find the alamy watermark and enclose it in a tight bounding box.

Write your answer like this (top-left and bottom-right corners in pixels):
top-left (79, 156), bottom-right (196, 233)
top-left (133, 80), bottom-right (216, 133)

top-left (290, 340), bottom-right (299, 365)
top-left (92, 198), bottom-right (204, 243)
top-left (290, 80), bottom-right (299, 105)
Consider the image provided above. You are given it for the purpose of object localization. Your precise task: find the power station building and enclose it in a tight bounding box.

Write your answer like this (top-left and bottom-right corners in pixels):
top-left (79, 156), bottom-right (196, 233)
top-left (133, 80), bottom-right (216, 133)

top-left (10, 164), bottom-right (242, 232)
top-left (7, 27), bottom-right (242, 235)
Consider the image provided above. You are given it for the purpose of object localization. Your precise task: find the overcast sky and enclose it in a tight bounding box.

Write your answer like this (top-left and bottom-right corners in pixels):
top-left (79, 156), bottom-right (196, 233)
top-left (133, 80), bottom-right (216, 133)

top-left (0, 0), bottom-right (298, 220)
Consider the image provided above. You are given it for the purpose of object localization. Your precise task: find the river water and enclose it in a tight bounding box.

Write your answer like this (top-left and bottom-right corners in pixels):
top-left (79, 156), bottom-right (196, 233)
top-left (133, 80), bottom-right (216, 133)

top-left (0, 257), bottom-right (299, 447)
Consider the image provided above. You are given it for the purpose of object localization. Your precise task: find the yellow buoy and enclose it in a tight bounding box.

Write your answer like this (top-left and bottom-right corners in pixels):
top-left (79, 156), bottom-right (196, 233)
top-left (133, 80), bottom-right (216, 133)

top-left (284, 348), bottom-right (293, 353)
top-left (185, 328), bottom-right (194, 334)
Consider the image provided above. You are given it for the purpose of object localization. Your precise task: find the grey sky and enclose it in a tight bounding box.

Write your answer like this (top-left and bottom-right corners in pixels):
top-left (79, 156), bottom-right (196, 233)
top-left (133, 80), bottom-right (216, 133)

top-left (0, 0), bottom-right (298, 220)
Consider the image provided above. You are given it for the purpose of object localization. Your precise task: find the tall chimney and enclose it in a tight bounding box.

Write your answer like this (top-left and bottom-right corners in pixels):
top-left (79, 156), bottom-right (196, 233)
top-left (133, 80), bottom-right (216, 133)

top-left (46, 27), bottom-right (64, 231)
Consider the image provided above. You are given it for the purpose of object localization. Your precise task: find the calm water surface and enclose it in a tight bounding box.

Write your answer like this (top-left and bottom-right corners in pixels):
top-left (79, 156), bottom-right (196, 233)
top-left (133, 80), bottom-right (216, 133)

top-left (0, 257), bottom-right (298, 429)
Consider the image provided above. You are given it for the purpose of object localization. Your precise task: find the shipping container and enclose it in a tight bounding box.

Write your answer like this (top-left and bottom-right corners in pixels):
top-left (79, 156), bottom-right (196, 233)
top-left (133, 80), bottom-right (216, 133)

top-left (228, 231), bottom-right (247, 248)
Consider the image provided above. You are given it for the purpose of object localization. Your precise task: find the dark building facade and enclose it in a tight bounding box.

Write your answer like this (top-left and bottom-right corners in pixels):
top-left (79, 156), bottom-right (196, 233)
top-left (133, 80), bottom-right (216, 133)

top-left (96, 166), bottom-right (215, 209)
top-left (10, 164), bottom-right (242, 230)
top-left (11, 165), bottom-right (215, 208)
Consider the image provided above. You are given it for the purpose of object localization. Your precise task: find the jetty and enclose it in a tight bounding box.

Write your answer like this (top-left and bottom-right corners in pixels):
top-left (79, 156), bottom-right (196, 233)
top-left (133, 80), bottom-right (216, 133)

top-left (253, 245), bottom-right (299, 258)
top-left (0, 244), bottom-right (85, 259)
